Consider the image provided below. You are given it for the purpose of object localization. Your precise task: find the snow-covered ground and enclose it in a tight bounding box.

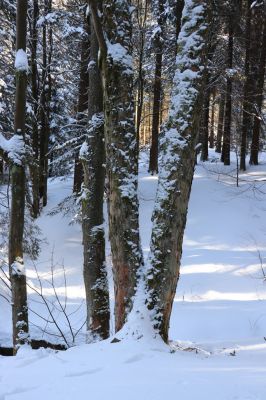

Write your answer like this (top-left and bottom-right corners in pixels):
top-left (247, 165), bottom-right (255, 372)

top-left (1, 149), bottom-right (266, 399)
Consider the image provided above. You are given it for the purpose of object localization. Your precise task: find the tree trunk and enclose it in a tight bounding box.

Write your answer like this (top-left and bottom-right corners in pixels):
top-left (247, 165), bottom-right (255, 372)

top-left (81, 16), bottom-right (110, 341)
top-left (209, 90), bottom-right (215, 148)
top-left (240, 0), bottom-right (252, 171)
top-left (39, 0), bottom-right (52, 207)
top-left (29, 0), bottom-right (40, 217)
top-left (174, 0), bottom-right (185, 57)
top-left (215, 91), bottom-right (225, 153)
top-left (200, 79), bottom-right (210, 161)
top-left (90, 0), bottom-right (144, 332)
top-left (222, 14), bottom-right (233, 166)
top-left (250, 8), bottom-right (266, 165)
top-left (9, 0), bottom-right (29, 352)
top-left (146, 0), bottom-right (212, 342)
top-left (149, 0), bottom-right (165, 174)
top-left (135, 0), bottom-right (148, 154)
top-left (73, 18), bottom-right (90, 194)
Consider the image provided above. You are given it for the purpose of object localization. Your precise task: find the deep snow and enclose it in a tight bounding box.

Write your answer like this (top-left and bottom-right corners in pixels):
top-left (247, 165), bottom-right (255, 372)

top-left (1, 149), bottom-right (266, 399)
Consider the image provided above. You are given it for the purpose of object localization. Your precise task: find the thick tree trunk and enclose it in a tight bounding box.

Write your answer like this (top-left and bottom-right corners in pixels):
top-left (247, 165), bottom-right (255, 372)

top-left (146, 0), bottom-right (212, 342)
top-left (9, 0), bottom-right (29, 352)
top-left (250, 10), bottom-right (266, 165)
top-left (81, 17), bottom-right (110, 341)
top-left (73, 20), bottom-right (90, 194)
top-left (149, 0), bottom-right (165, 174)
top-left (90, 0), bottom-right (144, 331)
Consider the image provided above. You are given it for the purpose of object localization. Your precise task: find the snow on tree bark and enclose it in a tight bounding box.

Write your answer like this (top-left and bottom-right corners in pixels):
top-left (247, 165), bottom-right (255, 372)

top-left (9, 0), bottom-right (29, 351)
top-left (146, 0), bottom-right (212, 343)
top-left (29, 0), bottom-right (40, 217)
top-left (73, 17), bottom-right (90, 194)
top-left (81, 16), bottom-right (110, 341)
top-left (89, 0), bottom-right (144, 331)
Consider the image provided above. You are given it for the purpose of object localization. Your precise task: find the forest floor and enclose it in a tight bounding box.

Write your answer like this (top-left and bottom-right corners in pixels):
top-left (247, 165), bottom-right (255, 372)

top-left (1, 149), bottom-right (266, 399)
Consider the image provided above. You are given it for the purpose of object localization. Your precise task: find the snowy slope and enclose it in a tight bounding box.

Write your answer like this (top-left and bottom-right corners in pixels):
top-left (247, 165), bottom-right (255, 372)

top-left (1, 150), bottom-right (266, 399)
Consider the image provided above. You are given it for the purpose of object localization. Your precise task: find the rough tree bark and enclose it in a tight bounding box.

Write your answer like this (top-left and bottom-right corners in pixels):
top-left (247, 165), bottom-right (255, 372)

top-left (9, 0), bottom-right (29, 351)
top-left (174, 0), bottom-right (185, 57)
top-left (73, 18), bottom-right (90, 194)
top-left (81, 14), bottom-right (110, 341)
top-left (89, 0), bottom-right (144, 332)
top-left (29, 0), bottom-right (40, 217)
top-left (146, 0), bottom-right (213, 343)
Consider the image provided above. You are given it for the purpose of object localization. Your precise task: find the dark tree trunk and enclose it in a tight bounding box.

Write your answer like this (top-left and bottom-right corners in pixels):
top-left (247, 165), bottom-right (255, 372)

top-left (73, 20), bottom-right (90, 194)
top-left (222, 15), bottom-right (234, 166)
top-left (9, 0), bottom-right (29, 352)
top-left (81, 16), bottom-right (110, 341)
top-left (209, 90), bottom-right (215, 149)
top-left (174, 0), bottom-right (185, 57)
top-left (200, 80), bottom-right (210, 161)
top-left (215, 91), bottom-right (225, 153)
top-left (250, 10), bottom-right (266, 165)
top-left (39, 0), bottom-right (52, 207)
top-left (90, 0), bottom-right (144, 331)
top-left (240, 0), bottom-right (252, 171)
top-left (149, 0), bottom-right (165, 174)
top-left (29, 0), bottom-right (40, 217)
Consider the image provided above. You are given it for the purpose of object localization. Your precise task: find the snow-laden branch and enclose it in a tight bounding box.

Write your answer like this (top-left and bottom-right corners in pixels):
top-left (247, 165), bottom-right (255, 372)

top-left (15, 49), bottom-right (28, 72)
top-left (0, 133), bottom-right (25, 165)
